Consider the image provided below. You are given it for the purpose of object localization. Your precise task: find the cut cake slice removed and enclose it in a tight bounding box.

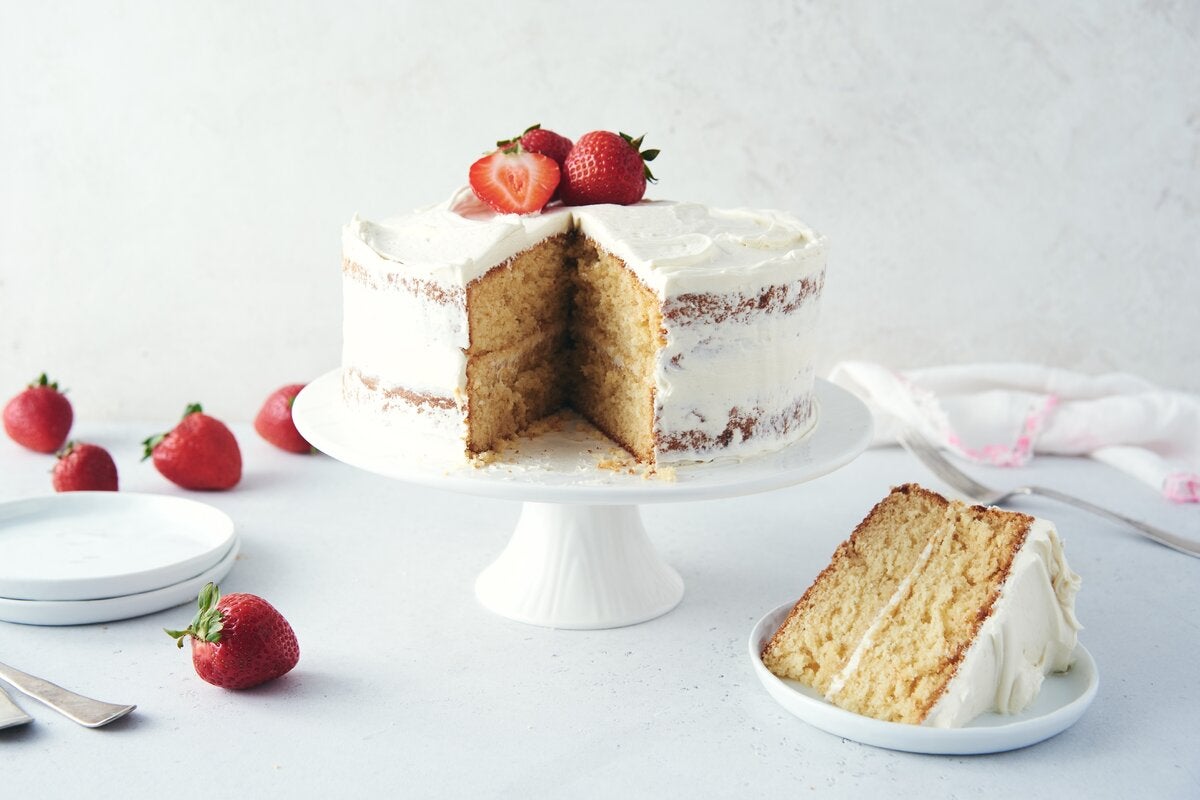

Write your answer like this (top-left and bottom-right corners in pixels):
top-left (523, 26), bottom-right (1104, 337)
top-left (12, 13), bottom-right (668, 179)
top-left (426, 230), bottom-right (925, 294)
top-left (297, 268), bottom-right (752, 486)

top-left (761, 483), bottom-right (1081, 727)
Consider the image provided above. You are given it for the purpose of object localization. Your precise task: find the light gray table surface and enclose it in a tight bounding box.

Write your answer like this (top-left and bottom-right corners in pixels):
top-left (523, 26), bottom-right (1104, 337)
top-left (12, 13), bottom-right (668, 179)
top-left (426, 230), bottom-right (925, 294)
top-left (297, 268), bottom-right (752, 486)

top-left (1, 422), bottom-right (1197, 798)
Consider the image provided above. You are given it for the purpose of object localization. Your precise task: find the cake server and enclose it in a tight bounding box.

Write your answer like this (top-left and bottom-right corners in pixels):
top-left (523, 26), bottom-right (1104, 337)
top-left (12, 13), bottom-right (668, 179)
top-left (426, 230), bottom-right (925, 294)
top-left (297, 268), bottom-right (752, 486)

top-left (0, 660), bottom-right (135, 728)
top-left (898, 427), bottom-right (1200, 558)
top-left (0, 683), bottom-right (32, 730)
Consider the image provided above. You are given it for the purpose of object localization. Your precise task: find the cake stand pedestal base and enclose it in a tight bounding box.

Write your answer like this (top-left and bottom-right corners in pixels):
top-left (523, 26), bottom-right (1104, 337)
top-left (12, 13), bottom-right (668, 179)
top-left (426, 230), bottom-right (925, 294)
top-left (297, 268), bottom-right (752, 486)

top-left (293, 372), bottom-right (873, 631)
top-left (474, 502), bottom-right (684, 630)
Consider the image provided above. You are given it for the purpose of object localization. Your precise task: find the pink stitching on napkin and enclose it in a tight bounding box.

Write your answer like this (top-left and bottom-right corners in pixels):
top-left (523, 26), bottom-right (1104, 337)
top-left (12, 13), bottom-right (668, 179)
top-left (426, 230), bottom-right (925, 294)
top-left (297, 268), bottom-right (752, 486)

top-left (1164, 472), bottom-right (1200, 503)
top-left (946, 395), bottom-right (1060, 467)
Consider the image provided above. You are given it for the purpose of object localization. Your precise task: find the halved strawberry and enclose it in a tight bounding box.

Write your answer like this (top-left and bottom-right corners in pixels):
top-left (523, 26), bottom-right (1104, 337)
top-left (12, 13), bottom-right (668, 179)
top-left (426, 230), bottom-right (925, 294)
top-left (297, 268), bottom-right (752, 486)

top-left (468, 147), bottom-right (560, 215)
top-left (497, 125), bottom-right (573, 201)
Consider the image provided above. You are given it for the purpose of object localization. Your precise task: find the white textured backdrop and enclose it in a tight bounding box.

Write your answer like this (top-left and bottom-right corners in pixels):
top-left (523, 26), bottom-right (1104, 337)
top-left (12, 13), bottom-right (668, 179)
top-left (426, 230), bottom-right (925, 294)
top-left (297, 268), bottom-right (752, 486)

top-left (2, 1), bottom-right (1197, 424)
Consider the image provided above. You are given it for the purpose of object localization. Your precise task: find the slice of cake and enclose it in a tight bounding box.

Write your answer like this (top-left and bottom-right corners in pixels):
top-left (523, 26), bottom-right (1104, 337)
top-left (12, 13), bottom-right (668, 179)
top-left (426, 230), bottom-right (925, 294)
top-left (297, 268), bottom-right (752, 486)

top-left (341, 189), bottom-right (826, 465)
top-left (761, 483), bottom-right (1081, 727)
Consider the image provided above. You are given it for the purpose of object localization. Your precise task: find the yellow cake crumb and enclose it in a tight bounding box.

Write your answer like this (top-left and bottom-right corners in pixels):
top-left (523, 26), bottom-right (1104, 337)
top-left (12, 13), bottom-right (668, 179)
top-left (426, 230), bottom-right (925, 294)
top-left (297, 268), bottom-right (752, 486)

top-left (461, 233), bottom-right (664, 465)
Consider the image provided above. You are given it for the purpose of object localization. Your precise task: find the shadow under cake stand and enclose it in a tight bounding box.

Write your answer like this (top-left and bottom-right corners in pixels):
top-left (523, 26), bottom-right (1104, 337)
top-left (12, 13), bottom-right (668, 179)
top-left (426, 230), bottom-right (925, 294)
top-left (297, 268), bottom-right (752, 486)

top-left (293, 371), bottom-right (872, 629)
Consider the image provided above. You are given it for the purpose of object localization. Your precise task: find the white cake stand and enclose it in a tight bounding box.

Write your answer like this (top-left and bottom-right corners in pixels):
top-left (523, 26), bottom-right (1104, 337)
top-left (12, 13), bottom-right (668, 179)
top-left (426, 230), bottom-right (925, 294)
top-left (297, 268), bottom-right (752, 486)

top-left (293, 370), bottom-right (872, 630)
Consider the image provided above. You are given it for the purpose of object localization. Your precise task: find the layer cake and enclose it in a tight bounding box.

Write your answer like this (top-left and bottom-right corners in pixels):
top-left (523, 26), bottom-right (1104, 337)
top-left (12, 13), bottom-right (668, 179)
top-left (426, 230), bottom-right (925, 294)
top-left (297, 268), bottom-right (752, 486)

top-left (341, 188), bottom-right (826, 465)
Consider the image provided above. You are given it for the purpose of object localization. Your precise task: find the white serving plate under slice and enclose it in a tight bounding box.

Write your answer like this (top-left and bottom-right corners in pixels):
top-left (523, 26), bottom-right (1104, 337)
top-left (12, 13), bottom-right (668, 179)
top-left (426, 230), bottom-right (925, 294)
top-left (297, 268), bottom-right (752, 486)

top-left (0, 492), bottom-right (236, 601)
top-left (749, 601), bottom-right (1099, 755)
top-left (0, 534), bottom-right (240, 626)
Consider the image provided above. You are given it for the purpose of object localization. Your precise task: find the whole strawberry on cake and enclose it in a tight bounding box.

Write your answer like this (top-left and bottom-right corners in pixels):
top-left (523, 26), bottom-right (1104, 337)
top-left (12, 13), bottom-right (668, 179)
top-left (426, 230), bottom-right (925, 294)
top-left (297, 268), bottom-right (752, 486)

top-left (341, 125), bottom-right (827, 466)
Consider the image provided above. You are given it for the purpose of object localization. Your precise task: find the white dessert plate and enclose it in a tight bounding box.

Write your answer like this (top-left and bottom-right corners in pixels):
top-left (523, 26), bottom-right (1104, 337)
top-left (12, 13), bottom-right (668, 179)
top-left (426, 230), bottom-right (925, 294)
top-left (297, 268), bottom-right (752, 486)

top-left (0, 534), bottom-right (240, 626)
top-left (0, 492), bottom-right (235, 602)
top-left (293, 370), bottom-right (874, 505)
top-left (749, 601), bottom-right (1099, 755)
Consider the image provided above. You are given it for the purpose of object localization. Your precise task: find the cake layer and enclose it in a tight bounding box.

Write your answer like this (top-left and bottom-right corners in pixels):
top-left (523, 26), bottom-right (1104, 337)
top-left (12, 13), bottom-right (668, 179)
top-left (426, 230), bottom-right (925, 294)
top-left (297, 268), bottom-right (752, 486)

top-left (572, 238), bottom-right (665, 376)
top-left (467, 235), bottom-right (572, 355)
top-left (466, 326), bottom-right (569, 453)
top-left (573, 337), bottom-right (657, 462)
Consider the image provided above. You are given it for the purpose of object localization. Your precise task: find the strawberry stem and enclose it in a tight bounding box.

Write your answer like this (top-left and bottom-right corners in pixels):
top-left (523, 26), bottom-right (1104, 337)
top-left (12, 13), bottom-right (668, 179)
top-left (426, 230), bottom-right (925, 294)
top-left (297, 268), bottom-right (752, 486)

top-left (142, 403), bottom-right (204, 459)
top-left (164, 582), bottom-right (225, 648)
top-left (619, 132), bottom-right (659, 183)
top-left (30, 373), bottom-right (61, 391)
top-left (141, 433), bottom-right (166, 461)
top-left (496, 123), bottom-right (543, 151)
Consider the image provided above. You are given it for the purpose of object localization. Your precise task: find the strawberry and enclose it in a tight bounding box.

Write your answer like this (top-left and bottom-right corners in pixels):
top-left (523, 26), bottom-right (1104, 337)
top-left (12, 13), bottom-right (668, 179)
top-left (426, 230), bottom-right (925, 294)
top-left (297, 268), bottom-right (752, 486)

top-left (143, 403), bottom-right (242, 490)
top-left (254, 383), bottom-right (314, 454)
top-left (3, 373), bottom-right (73, 453)
top-left (52, 442), bottom-right (119, 492)
top-left (559, 131), bottom-right (659, 206)
top-left (498, 124), bottom-right (573, 202)
top-left (500, 123), bottom-right (573, 170)
top-left (166, 582), bottom-right (299, 690)
top-left (468, 146), bottom-right (560, 215)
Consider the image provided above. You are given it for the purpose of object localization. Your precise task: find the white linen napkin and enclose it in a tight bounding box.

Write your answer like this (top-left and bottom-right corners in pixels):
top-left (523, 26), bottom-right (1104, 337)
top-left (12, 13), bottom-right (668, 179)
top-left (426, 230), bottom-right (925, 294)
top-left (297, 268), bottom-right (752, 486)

top-left (827, 361), bottom-right (1200, 503)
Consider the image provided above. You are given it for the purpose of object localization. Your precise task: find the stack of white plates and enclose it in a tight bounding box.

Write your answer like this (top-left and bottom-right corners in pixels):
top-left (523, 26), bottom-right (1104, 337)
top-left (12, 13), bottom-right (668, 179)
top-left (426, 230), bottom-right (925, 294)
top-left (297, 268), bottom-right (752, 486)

top-left (0, 493), bottom-right (238, 626)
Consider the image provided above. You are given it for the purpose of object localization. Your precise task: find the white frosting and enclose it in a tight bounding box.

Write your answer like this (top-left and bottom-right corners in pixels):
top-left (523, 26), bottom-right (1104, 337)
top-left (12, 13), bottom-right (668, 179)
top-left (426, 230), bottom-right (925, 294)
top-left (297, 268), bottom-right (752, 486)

top-left (348, 190), bottom-right (824, 297)
top-left (340, 191), bottom-right (827, 463)
top-left (923, 519), bottom-right (1081, 727)
top-left (573, 201), bottom-right (824, 296)
top-left (344, 188), bottom-right (574, 294)
top-left (341, 280), bottom-right (468, 394)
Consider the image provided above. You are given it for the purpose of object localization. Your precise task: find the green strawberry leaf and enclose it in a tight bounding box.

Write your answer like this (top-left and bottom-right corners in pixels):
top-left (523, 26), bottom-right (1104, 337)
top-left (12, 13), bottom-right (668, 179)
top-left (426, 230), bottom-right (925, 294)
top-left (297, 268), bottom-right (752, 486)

top-left (164, 582), bottom-right (226, 648)
top-left (141, 433), bottom-right (167, 461)
top-left (30, 373), bottom-right (61, 391)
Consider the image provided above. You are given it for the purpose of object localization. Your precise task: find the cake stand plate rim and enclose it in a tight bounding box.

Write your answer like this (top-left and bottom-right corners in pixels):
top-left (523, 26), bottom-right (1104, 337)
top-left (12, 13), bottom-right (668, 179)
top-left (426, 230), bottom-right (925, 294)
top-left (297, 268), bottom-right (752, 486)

top-left (292, 369), bottom-right (873, 505)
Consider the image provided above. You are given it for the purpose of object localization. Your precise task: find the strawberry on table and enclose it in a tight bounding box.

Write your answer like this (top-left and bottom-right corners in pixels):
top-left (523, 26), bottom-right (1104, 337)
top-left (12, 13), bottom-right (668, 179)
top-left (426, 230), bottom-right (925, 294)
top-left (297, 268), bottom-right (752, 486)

top-left (469, 145), bottom-right (560, 215)
top-left (52, 442), bottom-right (119, 492)
top-left (254, 383), bottom-right (314, 454)
top-left (143, 403), bottom-right (242, 490)
top-left (3, 373), bottom-right (73, 453)
top-left (559, 130), bottom-right (659, 206)
top-left (166, 582), bottom-right (299, 690)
